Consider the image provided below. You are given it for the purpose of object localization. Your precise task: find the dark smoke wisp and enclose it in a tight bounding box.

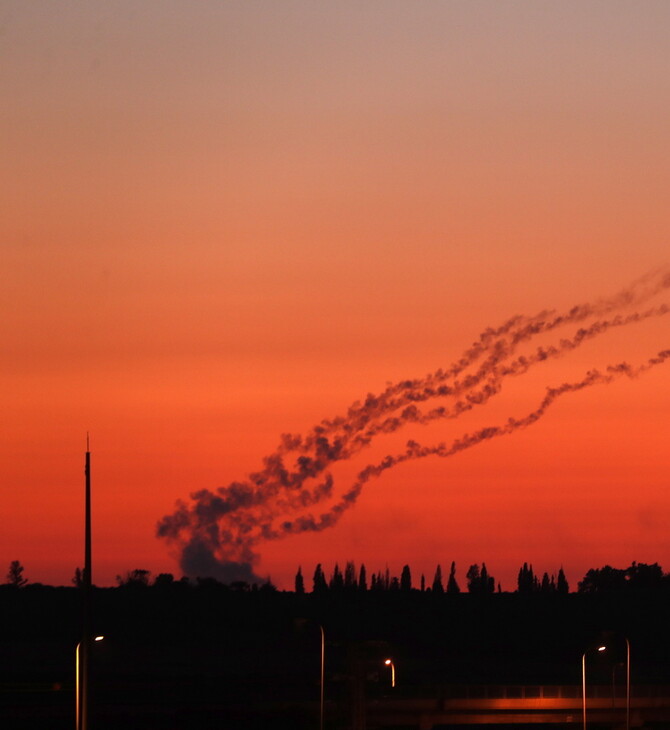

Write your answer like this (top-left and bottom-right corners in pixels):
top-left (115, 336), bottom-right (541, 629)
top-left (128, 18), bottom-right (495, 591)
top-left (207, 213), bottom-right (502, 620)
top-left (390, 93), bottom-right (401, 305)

top-left (156, 270), bottom-right (669, 582)
top-left (274, 350), bottom-right (670, 538)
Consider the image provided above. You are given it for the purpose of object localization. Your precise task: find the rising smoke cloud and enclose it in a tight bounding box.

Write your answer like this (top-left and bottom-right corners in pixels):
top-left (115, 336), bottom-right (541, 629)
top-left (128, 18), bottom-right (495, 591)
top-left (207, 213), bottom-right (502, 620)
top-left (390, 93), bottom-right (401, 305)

top-left (157, 268), bottom-right (670, 582)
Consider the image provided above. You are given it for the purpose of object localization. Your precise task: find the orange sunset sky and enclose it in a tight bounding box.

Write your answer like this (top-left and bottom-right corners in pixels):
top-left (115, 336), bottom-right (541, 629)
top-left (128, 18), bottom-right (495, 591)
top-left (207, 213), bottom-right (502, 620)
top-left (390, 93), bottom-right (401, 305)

top-left (2, 2), bottom-right (669, 591)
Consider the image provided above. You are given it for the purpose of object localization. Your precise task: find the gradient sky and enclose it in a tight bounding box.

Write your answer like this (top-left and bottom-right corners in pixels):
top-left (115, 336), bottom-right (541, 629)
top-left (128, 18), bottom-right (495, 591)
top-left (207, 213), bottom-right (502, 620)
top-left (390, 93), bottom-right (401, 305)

top-left (2, 1), bottom-right (669, 590)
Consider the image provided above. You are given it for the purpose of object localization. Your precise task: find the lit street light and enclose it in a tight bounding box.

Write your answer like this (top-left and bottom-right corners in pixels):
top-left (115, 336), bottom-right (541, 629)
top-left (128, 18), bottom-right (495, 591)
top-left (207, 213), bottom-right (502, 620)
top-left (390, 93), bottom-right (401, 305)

top-left (582, 645), bottom-right (606, 730)
top-left (384, 658), bottom-right (396, 688)
top-left (583, 638), bottom-right (630, 730)
top-left (76, 636), bottom-right (104, 730)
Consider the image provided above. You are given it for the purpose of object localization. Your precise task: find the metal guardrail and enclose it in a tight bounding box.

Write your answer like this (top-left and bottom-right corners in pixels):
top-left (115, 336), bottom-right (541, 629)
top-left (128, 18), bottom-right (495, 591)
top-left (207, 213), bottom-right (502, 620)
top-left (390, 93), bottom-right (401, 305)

top-left (439, 684), bottom-right (670, 700)
top-left (369, 686), bottom-right (670, 728)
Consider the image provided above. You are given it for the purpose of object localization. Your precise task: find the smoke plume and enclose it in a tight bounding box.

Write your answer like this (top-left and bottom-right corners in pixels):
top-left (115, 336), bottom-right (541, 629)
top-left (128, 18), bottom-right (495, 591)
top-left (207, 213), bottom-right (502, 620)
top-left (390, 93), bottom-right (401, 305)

top-left (157, 269), bottom-right (670, 582)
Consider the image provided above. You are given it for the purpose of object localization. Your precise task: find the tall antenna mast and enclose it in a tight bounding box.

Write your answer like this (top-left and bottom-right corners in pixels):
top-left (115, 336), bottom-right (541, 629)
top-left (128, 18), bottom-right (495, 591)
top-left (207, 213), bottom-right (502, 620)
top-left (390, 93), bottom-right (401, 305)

top-left (80, 434), bottom-right (92, 730)
top-left (85, 432), bottom-right (91, 587)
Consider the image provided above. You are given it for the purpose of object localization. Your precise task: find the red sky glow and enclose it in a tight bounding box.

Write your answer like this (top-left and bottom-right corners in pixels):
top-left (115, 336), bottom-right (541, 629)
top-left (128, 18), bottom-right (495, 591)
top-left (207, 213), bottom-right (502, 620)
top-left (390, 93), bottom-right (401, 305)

top-left (2, 1), bottom-right (669, 591)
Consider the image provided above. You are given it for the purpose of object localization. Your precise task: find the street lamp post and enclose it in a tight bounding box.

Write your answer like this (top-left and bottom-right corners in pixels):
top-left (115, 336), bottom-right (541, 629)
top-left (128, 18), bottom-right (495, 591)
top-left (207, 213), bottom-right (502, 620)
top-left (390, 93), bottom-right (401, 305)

top-left (81, 438), bottom-right (93, 730)
top-left (582, 645), bottom-right (606, 730)
top-left (294, 618), bottom-right (325, 730)
top-left (384, 658), bottom-right (396, 688)
top-left (76, 636), bottom-right (103, 730)
top-left (583, 640), bottom-right (630, 730)
top-left (625, 638), bottom-right (631, 730)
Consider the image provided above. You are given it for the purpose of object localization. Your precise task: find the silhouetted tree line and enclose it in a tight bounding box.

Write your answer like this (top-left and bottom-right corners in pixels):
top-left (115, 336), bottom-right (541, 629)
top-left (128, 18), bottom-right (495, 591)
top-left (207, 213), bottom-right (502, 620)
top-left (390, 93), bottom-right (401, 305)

top-left (305, 561), bottom-right (519, 595)
top-left (5, 559), bottom-right (670, 594)
top-left (517, 562), bottom-right (569, 594)
top-left (578, 561), bottom-right (666, 593)
top-left (303, 560), bottom-right (670, 596)
top-left (114, 568), bottom-right (278, 594)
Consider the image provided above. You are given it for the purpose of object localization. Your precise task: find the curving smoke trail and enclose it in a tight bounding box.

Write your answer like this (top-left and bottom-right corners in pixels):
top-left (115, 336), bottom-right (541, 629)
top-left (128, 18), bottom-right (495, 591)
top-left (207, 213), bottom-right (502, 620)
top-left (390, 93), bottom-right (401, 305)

top-left (157, 269), bottom-right (670, 582)
top-left (275, 350), bottom-right (670, 538)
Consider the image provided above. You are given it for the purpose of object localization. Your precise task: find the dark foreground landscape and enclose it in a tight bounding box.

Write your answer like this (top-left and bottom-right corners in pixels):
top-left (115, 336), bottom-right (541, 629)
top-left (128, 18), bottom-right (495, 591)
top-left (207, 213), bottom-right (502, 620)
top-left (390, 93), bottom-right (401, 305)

top-left (3, 578), bottom-right (670, 729)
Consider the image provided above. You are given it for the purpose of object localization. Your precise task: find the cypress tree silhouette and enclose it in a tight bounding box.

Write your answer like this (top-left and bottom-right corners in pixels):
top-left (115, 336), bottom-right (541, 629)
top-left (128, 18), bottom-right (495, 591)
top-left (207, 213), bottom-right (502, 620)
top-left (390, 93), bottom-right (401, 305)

top-left (358, 563), bottom-right (368, 592)
top-left (557, 568), bottom-right (569, 594)
top-left (344, 561), bottom-right (357, 590)
top-left (312, 564), bottom-right (327, 594)
top-left (295, 566), bottom-right (305, 594)
top-left (432, 565), bottom-right (444, 594)
top-left (446, 561), bottom-right (460, 593)
top-left (400, 565), bottom-right (412, 592)
top-left (329, 563), bottom-right (344, 591)
top-left (517, 563), bottom-right (539, 593)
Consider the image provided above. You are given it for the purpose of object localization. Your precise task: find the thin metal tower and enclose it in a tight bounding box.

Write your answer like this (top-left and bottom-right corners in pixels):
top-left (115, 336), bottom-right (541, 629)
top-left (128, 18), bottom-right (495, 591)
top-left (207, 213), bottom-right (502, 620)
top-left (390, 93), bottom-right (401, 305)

top-left (79, 435), bottom-right (92, 730)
